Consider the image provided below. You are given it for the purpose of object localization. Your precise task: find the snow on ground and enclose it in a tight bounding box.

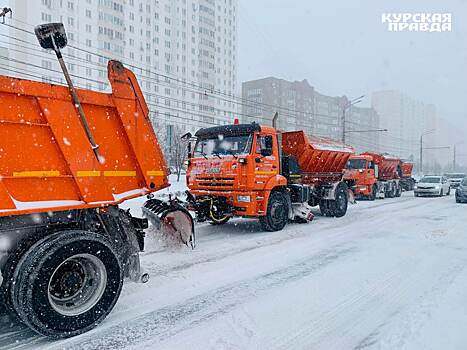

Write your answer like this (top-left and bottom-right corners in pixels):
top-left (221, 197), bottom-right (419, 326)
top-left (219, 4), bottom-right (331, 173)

top-left (0, 188), bottom-right (466, 350)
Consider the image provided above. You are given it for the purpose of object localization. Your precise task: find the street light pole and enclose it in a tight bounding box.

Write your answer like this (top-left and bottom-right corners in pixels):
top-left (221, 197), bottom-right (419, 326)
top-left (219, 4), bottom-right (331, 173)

top-left (419, 129), bottom-right (435, 174)
top-left (453, 142), bottom-right (464, 171)
top-left (342, 95), bottom-right (364, 143)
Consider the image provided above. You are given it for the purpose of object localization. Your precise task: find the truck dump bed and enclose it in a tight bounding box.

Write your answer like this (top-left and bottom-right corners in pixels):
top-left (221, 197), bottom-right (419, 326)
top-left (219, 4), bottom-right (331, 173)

top-left (0, 60), bottom-right (168, 216)
top-left (362, 152), bottom-right (400, 181)
top-left (282, 131), bottom-right (354, 184)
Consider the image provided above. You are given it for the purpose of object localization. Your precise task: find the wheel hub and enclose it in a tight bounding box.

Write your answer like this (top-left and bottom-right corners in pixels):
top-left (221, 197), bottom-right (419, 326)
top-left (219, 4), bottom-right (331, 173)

top-left (48, 254), bottom-right (107, 316)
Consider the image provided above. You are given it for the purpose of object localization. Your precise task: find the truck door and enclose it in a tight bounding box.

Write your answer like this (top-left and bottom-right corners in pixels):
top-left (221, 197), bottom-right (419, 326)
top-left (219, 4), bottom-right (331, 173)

top-left (255, 134), bottom-right (279, 181)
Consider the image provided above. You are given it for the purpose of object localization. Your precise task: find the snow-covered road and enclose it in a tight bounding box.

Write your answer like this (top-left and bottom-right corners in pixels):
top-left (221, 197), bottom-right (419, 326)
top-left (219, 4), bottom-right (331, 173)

top-left (1, 191), bottom-right (466, 350)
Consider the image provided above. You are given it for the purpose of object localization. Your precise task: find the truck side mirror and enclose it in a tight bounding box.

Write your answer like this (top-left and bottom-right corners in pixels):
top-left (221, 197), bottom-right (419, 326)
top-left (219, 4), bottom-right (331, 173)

top-left (34, 23), bottom-right (67, 50)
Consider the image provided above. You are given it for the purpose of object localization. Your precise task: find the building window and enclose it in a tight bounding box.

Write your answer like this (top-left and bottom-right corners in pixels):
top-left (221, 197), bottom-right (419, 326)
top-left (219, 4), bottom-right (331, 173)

top-left (41, 13), bottom-right (52, 22)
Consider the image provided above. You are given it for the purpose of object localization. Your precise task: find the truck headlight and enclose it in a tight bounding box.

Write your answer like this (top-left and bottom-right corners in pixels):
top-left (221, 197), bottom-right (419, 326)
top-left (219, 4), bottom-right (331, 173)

top-left (237, 195), bottom-right (251, 202)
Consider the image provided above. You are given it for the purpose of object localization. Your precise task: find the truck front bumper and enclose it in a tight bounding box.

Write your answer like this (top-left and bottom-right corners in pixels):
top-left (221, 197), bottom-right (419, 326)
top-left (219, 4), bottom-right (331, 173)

top-left (189, 190), bottom-right (266, 217)
top-left (414, 188), bottom-right (441, 196)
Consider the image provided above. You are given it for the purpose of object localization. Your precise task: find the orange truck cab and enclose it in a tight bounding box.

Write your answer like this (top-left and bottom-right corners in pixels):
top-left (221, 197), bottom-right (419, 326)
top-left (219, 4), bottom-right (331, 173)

top-left (343, 152), bottom-right (402, 200)
top-left (185, 123), bottom-right (354, 231)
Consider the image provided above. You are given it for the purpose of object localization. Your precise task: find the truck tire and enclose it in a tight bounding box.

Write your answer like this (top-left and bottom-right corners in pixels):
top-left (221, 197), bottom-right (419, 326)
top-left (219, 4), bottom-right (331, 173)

top-left (395, 184), bottom-right (402, 197)
top-left (368, 185), bottom-right (377, 201)
top-left (330, 182), bottom-right (348, 217)
top-left (320, 182), bottom-right (348, 217)
top-left (386, 183), bottom-right (396, 198)
top-left (260, 191), bottom-right (289, 232)
top-left (10, 230), bottom-right (123, 338)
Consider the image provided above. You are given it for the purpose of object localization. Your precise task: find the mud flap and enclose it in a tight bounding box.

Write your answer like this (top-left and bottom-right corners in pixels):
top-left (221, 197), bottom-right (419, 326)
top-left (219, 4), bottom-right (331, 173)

top-left (142, 199), bottom-right (195, 249)
top-left (347, 189), bottom-right (356, 204)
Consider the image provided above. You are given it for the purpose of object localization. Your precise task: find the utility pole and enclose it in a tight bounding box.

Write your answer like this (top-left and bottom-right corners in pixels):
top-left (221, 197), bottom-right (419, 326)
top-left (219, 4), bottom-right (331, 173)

top-left (453, 144), bottom-right (456, 171)
top-left (453, 142), bottom-right (464, 171)
top-left (419, 130), bottom-right (435, 174)
top-left (341, 95), bottom-right (364, 143)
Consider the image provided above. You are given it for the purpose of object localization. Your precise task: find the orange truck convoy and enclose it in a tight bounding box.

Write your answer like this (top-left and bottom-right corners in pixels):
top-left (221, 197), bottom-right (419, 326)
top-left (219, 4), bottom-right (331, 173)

top-left (184, 120), bottom-right (354, 231)
top-left (0, 24), bottom-right (193, 338)
top-left (0, 22), bottom-right (419, 339)
top-left (343, 152), bottom-right (415, 200)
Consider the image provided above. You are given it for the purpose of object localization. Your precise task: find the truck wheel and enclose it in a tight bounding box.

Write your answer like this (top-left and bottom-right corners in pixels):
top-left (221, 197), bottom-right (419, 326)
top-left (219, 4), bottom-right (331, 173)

top-left (329, 182), bottom-right (348, 217)
top-left (395, 184), bottom-right (402, 197)
top-left (369, 185), bottom-right (377, 201)
top-left (386, 184), bottom-right (396, 198)
top-left (10, 230), bottom-right (123, 338)
top-left (260, 191), bottom-right (289, 232)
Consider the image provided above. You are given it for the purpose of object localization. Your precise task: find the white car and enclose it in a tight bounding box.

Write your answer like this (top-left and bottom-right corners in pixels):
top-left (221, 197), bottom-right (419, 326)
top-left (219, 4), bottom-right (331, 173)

top-left (444, 173), bottom-right (466, 189)
top-left (414, 175), bottom-right (451, 197)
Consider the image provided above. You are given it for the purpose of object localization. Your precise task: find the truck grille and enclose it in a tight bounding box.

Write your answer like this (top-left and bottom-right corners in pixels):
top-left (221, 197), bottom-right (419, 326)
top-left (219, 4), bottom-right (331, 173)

top-left (196, 177), bottom-right (235, 188)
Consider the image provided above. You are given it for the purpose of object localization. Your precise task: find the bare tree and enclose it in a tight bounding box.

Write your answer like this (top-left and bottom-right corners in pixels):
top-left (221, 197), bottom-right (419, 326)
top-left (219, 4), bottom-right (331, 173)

top-left (155, 123), bottom-right (188, 182)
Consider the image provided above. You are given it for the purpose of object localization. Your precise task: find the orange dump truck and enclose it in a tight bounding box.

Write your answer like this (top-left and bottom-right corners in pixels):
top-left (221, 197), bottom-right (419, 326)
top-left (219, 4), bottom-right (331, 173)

top-left (185, 123), bottom-right (354, 231)
top-left (343, 152), bottom-right (403, 200)
top-left (0, 27), bottom-right (194, 337)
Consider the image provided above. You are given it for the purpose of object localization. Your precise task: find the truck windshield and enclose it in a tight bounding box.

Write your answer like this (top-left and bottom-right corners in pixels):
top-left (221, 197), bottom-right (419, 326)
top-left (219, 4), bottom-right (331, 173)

top-left (346, 159), bottom-right (367, 170)
top-left (420, 177), bottom-right (441, 183)
top-left (194, 134), bottom-right (253, 157)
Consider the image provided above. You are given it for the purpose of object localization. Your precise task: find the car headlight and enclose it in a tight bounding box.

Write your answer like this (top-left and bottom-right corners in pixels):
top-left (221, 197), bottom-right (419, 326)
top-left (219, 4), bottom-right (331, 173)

top-left (414, 185), bottom-right (418, 189)
top-left (434, 185), bottom-right (440, 189)
top-left (237, 195), bottom-right (251, 203)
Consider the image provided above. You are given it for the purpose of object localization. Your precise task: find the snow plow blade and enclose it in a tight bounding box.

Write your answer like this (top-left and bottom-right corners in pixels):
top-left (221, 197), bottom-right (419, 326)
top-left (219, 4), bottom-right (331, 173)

top-left (143, 199), bottom-right (195, 249)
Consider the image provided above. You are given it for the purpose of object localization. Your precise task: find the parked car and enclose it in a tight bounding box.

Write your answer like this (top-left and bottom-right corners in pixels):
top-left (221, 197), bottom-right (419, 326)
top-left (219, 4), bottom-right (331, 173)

top-left (444, 173), bottom-right (466, 189)
top-left (414, 175), bottom-right (451, 197)
top-left (455, 176), bottom-right (467, 203)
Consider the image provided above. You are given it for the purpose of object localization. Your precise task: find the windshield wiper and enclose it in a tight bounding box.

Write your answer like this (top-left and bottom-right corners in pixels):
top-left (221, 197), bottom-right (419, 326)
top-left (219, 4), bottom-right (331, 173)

top-left (227, 150), bottom-right (238, 159)
top-left (212, 151), bottom-right (222, 159)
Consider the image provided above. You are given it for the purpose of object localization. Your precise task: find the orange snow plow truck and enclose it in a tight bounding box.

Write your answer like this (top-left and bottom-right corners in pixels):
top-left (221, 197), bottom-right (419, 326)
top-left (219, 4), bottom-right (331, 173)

top-left (185, 121), bottom-right (354, 231)
top-left (343, 152), bottom-right (404, 200)
top-left (0, 23), bottom-right (193, 338)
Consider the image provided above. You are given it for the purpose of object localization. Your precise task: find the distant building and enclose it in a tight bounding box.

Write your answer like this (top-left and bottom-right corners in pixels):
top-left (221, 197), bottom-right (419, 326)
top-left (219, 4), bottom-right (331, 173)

top-left (344, 104), bottom-right (380, 153)
top-left (242, 77), bottom-right (380, 152)
top-left (241, 77), bottom-right (314, 133)
top-left (372, 90), bottom-right (437, 161)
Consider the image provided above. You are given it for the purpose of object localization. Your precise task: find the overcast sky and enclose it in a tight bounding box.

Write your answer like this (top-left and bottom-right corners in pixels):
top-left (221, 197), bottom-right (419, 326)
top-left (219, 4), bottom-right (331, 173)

top-left (238, 0), bottom-right (466, 157)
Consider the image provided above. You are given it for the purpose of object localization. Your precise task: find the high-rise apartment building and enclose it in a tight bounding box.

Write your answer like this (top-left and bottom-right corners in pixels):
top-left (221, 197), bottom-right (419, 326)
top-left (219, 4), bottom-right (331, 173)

top-left (2, 0), bottom-right (238, 135)
top-left (242, 77), bottom-right (380, 152)
top-left (372, 90), bottom-right (437, 161)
